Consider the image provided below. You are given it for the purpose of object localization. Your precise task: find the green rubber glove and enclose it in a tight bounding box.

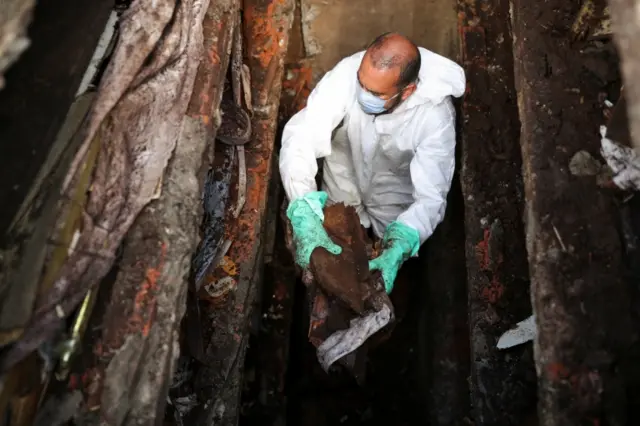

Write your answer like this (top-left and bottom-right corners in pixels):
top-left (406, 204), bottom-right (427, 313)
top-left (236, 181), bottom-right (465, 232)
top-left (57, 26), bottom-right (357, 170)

top-left (286, 191), bottom-right (342, 268)
top-left (369, 221), bottom-right (420, 293)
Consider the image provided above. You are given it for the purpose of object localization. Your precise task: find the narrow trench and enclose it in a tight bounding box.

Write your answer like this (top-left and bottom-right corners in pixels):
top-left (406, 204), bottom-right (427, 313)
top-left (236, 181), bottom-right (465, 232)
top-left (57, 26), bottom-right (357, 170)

top-left (3, 0), bottom-right (638, 425)
top-left (240, 235), bottom-right (432, 426)
top-left (239, 110), bottom-right (469, 426)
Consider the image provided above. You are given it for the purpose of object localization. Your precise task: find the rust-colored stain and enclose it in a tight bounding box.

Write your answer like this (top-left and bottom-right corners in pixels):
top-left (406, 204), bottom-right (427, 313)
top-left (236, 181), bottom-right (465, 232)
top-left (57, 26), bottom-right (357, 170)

top-left (187, 3), bottom-right (235, 122)
top-left (130, 242), bottom-right (166, 337)
top-left (244, 0), bottom-right (288, 69)
top-left (546, 362), bottom-right (571, 381)
top-left (476, 228), bottom-right (491, 270)
top-left (475, 228), bottom-right (504, 303)
top-left (280, 63), bottom-right (312, 118)
top-left (206, 0), bottom-right (292, 298)
top-left (481, 276), bottom-right (504, 304)
top-left (220, 256), bottom-right (238, 276)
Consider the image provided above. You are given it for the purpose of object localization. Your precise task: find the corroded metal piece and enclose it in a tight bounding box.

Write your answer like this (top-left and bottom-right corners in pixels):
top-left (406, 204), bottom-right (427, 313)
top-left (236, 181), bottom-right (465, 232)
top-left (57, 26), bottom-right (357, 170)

top-left (189, 0), bottom-right (295, 424)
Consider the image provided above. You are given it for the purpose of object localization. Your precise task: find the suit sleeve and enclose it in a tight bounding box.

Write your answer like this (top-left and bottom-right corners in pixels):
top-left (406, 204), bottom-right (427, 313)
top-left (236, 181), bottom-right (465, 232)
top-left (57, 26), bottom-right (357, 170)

top-left (395, 99), bottom-right (456, 246)
top-left (279, 58), bottom-right (354, 201)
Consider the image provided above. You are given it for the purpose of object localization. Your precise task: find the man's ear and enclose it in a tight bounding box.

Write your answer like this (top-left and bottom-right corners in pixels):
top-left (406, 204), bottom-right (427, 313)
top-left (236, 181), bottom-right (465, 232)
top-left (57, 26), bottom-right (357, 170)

top-left (401, 83), bottom-right (417, 100)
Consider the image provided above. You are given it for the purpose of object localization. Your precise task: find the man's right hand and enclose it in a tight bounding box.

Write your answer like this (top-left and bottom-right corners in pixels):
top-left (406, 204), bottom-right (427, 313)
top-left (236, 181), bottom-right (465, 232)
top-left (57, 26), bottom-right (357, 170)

top-left (286, 191), bottom-right (342, 268)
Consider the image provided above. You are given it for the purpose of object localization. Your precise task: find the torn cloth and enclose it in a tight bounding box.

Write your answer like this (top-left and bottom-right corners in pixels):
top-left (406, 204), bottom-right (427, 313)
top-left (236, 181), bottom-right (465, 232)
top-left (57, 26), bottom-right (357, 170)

top-left (317, 302), bottom-right (392, 371)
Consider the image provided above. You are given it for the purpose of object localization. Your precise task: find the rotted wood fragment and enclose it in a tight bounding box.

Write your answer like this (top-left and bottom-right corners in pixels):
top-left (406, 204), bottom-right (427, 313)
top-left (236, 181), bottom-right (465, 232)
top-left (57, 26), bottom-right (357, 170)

top-left (511, 0), bottom-right (635, 424)
top-left (239, 56), bottom-right (308, 421)
top-left (457, 1), bottom-right (536, 424)
top-left (95, 114), bottom-right (207, 425)
top-left (80, 0), bottom-right (238, 424)
top-left (186, 0), bottom-right (294, 424)
top-left (185, 2), bottom-right (241, 372)
top-left (185, 0), bottom-right (241, 364)
top-left (309, 204), bottom-right (373, 314)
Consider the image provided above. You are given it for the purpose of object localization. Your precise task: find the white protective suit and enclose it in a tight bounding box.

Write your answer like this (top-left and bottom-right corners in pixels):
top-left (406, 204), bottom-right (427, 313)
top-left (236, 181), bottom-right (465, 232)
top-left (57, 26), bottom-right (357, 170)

top-left (279, 47), bottom-right (466, 244)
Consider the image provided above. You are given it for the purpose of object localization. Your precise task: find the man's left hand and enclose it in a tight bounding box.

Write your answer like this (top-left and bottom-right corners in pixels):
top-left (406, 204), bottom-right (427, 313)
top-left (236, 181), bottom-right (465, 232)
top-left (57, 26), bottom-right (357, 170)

top-left (368, 221), bottom-right (420, 293)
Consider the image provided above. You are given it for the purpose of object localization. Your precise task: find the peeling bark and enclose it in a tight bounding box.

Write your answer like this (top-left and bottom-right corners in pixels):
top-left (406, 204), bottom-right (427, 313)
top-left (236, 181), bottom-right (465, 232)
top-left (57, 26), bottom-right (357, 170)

top-left (78, 0), bottom-right (240, 422)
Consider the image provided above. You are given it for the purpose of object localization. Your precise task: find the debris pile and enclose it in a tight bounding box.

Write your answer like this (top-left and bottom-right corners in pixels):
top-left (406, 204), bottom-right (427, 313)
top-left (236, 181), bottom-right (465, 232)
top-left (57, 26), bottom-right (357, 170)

top-left (0, 0), bottom-right (294, 424)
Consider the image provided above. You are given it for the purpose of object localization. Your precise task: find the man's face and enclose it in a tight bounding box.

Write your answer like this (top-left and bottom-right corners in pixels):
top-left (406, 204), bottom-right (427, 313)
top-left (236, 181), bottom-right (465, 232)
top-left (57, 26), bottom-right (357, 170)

top-left (356, 54), bottom-right (416, 113)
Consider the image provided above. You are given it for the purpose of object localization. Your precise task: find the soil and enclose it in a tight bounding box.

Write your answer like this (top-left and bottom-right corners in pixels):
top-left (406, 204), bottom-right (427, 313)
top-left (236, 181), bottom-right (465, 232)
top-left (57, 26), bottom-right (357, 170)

top-left (458, 0), bottom-right (538, 423)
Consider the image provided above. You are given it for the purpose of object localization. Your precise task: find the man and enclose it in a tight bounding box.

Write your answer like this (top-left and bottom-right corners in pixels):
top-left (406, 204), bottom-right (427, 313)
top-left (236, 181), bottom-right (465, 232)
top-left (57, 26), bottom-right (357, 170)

top-left (279, 32), bottom-right (466, 293)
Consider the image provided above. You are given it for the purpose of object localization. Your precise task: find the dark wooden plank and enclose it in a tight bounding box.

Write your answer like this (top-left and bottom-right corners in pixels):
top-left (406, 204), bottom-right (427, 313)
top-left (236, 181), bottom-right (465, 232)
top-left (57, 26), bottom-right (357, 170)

top-left (510, 0), bottom-right (635, 424)
top-left (187, 0), bottom-right (295, 423)
top-left (458, 0), bottom-right (537, 424)
top-left (81, 0), bottom-right (238, 423)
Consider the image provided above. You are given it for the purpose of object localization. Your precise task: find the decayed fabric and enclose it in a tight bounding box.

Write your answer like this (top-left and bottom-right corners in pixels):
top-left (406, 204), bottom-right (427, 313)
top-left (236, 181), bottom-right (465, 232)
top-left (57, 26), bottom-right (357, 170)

top-left (317, 300), bottom-right (392, 372)
top-left (0, 0), bottom-right (209, 371)
top-left (600, 125), bottom-right (640, 191)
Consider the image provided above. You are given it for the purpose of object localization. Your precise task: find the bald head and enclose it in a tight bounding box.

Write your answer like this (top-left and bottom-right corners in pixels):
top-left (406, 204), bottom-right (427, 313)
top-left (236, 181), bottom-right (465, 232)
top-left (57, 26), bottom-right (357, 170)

top-left (365, 32), bottom-right (421, 88)
top-left (355, 32), bottom-right (421, 114)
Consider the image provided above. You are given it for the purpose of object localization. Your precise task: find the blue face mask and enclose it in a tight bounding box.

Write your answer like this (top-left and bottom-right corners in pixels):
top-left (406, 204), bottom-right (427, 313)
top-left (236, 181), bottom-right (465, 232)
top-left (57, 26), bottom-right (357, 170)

top-left (356, 84), bottom-right (401, 115)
